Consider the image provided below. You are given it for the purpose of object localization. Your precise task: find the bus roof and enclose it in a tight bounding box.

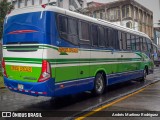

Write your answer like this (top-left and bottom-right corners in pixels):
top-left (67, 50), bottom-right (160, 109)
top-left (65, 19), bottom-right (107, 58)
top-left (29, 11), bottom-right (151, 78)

top-left (7, 5), bottom-right (151, 40)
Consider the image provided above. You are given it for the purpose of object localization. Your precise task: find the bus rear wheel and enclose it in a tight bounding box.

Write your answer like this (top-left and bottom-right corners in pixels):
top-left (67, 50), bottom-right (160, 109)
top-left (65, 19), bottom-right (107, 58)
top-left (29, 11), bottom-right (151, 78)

top-left (92, 73), bottom-right (105, 96)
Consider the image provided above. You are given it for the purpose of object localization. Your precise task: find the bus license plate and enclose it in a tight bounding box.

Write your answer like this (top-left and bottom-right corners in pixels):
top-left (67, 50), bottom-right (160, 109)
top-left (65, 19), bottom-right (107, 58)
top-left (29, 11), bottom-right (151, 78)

top-left (11, 66), bottom-right (32, 72)
top-left (18, 84), bottom-right (24, 90)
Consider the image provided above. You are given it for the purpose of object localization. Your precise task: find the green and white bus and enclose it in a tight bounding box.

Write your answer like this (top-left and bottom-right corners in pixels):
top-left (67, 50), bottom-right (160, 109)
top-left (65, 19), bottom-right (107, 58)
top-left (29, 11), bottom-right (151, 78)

top-left (2, 5), bottom-right (154, 97)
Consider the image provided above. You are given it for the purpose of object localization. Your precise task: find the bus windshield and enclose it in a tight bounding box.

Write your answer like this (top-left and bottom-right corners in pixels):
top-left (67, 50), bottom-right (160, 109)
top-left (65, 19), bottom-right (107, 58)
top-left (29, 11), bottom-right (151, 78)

top-left (3, 12), bottom-right (46, 44)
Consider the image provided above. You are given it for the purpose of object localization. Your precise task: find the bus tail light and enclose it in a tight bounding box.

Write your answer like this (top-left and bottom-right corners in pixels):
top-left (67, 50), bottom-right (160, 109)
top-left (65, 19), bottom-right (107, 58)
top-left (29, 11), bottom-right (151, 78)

top-left (1, 58), bottom-right (8, 77)
top-left (41, 4), bottom-right (46, 8)
top-left (38, 60), bottom-right (51, 82)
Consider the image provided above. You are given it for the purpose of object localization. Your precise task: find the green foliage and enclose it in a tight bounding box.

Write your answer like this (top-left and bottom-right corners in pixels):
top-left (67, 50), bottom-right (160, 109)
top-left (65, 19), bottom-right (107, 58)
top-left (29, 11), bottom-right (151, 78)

top-left (0, 0), bottom-right (14, 40)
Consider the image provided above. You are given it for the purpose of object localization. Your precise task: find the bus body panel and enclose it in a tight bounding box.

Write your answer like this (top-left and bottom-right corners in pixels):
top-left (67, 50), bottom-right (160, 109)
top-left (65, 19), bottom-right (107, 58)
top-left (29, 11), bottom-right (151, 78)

top-left (4, 77), bottom-right (55, 96)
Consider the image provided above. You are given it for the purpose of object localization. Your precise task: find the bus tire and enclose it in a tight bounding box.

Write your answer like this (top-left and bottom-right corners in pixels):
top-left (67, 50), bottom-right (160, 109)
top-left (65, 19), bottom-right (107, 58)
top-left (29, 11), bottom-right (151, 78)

top-left (140, 68), bottom-right (147, 82)
top-left (92, 73), bottom-right (105, 96)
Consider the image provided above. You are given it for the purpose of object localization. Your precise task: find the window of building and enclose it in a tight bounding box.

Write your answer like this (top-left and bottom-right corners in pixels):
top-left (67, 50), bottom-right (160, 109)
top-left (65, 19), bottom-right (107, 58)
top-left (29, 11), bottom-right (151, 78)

top-left (126, 21), bottom-right (132, 28)
top-left (108, 8), bottom-right (120, 21)
top-left (26, 0), bottom-right (32, 6)
top-left (134, 7), bottom-right (138, 20)
top-left (108, 8), bottom-right (114, 21)
top-left (139, 10), bottom-right (142, 22)
top-left (122, 7), bottom-right (125, 18)
top-left (122, 5), bottom-right (131, 18)
top-left (115, 8), bottom-right (120, 20)
top-left (19, 0), bottom-right (25, 8)
top-left (39, 0), bottom-right (42, 4)
top-left (93, 12), bottom-right (97, 18)
top-left (126, 6), bottom-right (129, 17)
top-left (142, 14), bottom-right (144, 24)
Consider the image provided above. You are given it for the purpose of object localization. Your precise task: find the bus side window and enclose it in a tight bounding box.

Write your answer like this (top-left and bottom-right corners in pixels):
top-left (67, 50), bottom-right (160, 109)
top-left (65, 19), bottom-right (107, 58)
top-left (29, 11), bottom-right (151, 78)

top-left (108, 28), bottom-right (113, 49)
top-left (79, 21), bottom-right (90, 44)
top-left (98, 26), bottom-right (105, 47)
top-left (142, 37), bottom-right (147, 52)
top-left (146, 38), bottom-right (152, 58)
top-left (58, 15), bottom-right (68, 40)
top-left (131, 35), bottom-right (136, 51)
top-left (68, 18), bottom-right (78, 45)
top-left (139, 37), bottom-right (143, 51)
top-left (118, 31), bottom-right (122, 50)
top-left (146, 39), bottom-right (151, 51)
top-left (121, 32), bottom-right (127, 50)
top-left (113, 29), bottom-right (119, 50)
top-left (91, 24), bottom-right (98, 46)
top-left (136, 36), bottom-right (140, 51)
top-left (126, 33), bottom-right (131, 50)
top-left (105, 28), bottom-right (109, 47)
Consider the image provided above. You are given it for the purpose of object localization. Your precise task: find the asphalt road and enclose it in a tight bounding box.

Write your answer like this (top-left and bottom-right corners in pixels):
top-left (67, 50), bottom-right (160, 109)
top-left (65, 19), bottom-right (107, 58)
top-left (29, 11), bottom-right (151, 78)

top-left (82, 78), bottom-right (160, 120)
top-left (0, 67), bottom-right (160, 120)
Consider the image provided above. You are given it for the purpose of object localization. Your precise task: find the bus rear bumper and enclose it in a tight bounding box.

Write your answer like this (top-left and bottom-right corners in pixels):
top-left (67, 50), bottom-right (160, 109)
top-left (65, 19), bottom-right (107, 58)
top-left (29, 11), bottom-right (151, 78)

top-left (3, 77), bottom-right (55, 97)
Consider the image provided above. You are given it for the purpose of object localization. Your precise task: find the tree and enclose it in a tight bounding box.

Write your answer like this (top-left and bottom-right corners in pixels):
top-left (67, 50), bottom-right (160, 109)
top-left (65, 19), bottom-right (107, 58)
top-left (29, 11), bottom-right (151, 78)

top-left (0, 0), bottom-right (14, 40)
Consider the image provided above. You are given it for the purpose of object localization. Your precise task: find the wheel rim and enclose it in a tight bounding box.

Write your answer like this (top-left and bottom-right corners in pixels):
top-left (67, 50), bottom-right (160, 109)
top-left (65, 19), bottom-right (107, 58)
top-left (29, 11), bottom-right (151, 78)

top-left (96, 76), bottom-right (104, 93)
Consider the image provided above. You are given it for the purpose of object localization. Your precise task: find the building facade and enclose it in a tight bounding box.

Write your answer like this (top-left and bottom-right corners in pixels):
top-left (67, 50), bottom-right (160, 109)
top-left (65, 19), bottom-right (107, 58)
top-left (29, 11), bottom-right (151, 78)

top-left (84, 0), bottom-right (153, 39)
top-left (7, 0), bottom-right (87, 11)
top-left (8, 0), bottom-right (57, 8)
top-left (134, 0), bottom-right (160, 46)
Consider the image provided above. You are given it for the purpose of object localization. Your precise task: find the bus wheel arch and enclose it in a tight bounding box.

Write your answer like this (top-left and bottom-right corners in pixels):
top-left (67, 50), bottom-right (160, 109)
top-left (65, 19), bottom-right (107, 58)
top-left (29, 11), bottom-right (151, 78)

top-left (145, 65), bottom-right (149, 75)
top-left (92, 70), bottom-right (107, 96)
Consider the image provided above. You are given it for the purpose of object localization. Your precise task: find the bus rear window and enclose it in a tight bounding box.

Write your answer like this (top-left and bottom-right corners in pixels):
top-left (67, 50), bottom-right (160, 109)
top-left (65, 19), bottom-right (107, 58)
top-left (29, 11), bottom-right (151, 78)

top-left (3, 12), bottom-right (46, 44)
top-left (4, 12), bottom-right (45, 33)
